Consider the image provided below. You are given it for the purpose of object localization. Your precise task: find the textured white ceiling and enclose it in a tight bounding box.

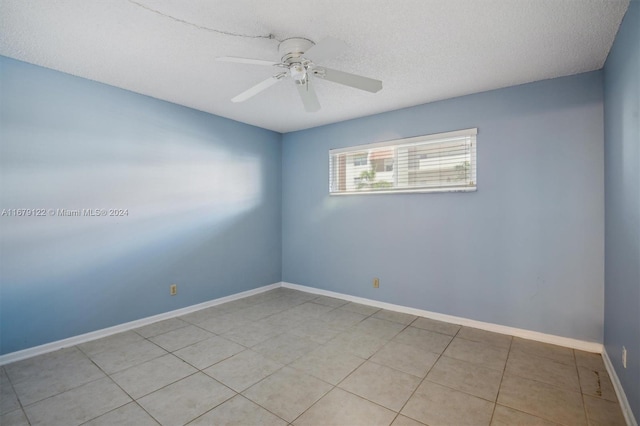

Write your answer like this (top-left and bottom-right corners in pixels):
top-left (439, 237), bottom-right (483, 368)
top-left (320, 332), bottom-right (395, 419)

top-left (0, 0), bottom-right (629, 133)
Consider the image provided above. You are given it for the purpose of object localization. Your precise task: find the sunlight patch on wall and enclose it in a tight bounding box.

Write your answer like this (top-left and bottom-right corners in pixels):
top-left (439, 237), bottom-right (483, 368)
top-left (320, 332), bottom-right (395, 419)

top-left (0, 133), bottom-right (262, 286)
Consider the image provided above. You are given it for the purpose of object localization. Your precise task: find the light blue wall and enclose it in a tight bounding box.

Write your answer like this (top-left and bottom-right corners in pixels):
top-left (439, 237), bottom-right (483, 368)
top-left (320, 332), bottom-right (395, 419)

top-left (0, 56), bottom-right (282, 354)
top-left (282, 71), bottom-right (604, 343)
top-left (604, 2), bottom-right (639, 419)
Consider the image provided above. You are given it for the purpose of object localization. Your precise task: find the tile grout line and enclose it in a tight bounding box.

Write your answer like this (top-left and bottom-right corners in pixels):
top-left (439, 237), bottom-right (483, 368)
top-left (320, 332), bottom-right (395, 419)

top-left (81, 344), bottom-right (165, 426)
top-left (2, 366), bottom-right (33, 425)
top-left (574, 348), bottom-right (591, 425)
top-left (263, 301), bottom-right (395, 424)
top-left (260, 299), bottom-right (378, 423)
top-left (488, 334), bottom-right (513, 425)
top-left (287, 312), bottom-right (411, 424)
top-left (226, 294), bottom-right (344, 424)
top-left (387, 322), bottom-right (462, 425)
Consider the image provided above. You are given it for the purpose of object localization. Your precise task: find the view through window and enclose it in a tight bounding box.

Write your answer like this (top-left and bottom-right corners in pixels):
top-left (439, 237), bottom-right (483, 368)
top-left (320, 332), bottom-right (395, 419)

top-left (329, 128), bottom-right (477, 194)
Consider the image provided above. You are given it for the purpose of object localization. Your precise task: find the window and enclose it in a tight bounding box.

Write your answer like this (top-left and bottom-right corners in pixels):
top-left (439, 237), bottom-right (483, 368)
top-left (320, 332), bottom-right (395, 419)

top-left (353, 154), bottom-right (367, 166)
top-left (329, 128), bottom-right (477, 194)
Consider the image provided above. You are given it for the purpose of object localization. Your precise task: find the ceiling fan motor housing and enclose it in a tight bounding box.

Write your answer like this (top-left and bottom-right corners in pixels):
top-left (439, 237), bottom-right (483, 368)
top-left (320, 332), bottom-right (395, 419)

top-left (279, 38), bottom-right (315, 63)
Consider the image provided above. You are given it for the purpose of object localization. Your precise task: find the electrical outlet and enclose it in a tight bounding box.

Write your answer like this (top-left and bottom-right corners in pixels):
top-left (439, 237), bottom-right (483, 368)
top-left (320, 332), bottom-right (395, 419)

top-left (170, 284), bottom-right (177, 296)
top-left (622, 346), bottom-right (627, 368)
top-left (373, 278), bottom-right (380, 288)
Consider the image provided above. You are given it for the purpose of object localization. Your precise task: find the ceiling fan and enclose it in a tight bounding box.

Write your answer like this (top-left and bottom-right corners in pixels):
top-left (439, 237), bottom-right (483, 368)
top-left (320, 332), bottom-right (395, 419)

top-left (217, 37), bottom-right (383, 112)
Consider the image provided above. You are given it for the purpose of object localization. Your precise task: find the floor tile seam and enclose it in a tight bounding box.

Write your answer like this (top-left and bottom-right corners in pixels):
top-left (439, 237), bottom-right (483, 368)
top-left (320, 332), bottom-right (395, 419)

top-left (19, 374), bottom-right (121, 412)
top-left (489, 334), bottom-right (513, 425)
top-left (130, 318), bottom-right (194, 339)
top-left (287, 384), bottom-right (337, 424)
top-left (75, 333), bottom-right (146, 359)
top-left (440, 351), bottom-right (508, 373)
top-left (238, 393), bottom-right (293, 424)
top-left (581, 393), bottom-right (618, 404)
top-left (133, 370), bottom-right (242, 422)
top-left (492, 404), bottom-right (566, 426)
top-left (335, 374), bottom-right (419, 412)
top-left (337, 305), bottom-right (381, 317)
top-left (95, 344), bottom-right (170, 375)
top-left (77, 332), bottom-right (167, 364)
top-left (76, 398), bottom-right (144, 426)
top-left (453, 334), bottom-right (513, 352)
top-left (15, 346), bottom-right (118, 408)
top-left (135, 322), bottom-right (192, 339)
top-left (105, 351), bottom-right (232, 405)
top-left (311, 299), bottom-right (349, 309)
top-left (1, 367), bottom-right (29, 415)
top-left (502, 363), bottom-right (582, 394)
top-left (402, 324), bottom-right (464, 341)
top-left (291, 359), bottom-right (366, 389)
top-left (147, 328), bottom-right (217, 353)
top-left (240, 369), bottom-right (332, 424)
top-left (354, 321), bottom-right (410, 342)
top-left (293, 385), bottom-right (403, 425)
top-left (373, 313), bottom-right (419, 327)
top-left (450, 334), bottom-right (511, 352)
top-left (429, 354), bottom-right (507, 378)
top-left (577, 375), bottom-right (619, 403)
top-left (131, 354), bottom-right (200, 385)
top-left (201, 355), bottom-right (285, 394)
top-left (409, 315), bottom-right (463, 329)
top-left (506, 346), bottom-right (579, 371)
top-left (317, 324), bottom-right (368, 349)
top-left (224, 331), bottom-right (288, 349)
top-left (173, 346), bottom-right (249, 372)
top-left (105, 351), bottom-right (199, 385)
top-left (365, 356), bottom-right (430, 380)
top-left (178, 307), bottom-right (228, 324)
top-left (500, 370), bottom-right (586, 399)
top-left (576, 366), bottom-right (596, 424)
top-left (458, 332), bottom-right (514, 351)
top-left (250, 342), bottom-right (320, 366)
top-left (109, 367), bottom-right (201, 403)
top-left (579, 391), bottom-right (592, 426)
top-left (421, 375), bottom-right (500, 404)
top-left (574, 348), bottom-right (591, 426)
top-left (237, 363), bottom-right (290, 398)
top-left (342, 308), bottom-right (379, 321)
top-left (326, 343), bottom-right (381, 389)
top-left (495, 399), bottom-right (581, 426)
top-left (508, 346), bottom-right (577, 367)
top-left (387, 325), bottom-right (459, 422)
top-left (188, 393), bottom-right (290, 426)
top-left (3, 409), bottom-right (31, 426)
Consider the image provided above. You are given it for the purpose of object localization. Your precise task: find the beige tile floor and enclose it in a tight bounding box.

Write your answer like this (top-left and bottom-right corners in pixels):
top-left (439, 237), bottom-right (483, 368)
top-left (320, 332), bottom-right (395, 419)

top-left (0, 288), bottom-right (627, 426)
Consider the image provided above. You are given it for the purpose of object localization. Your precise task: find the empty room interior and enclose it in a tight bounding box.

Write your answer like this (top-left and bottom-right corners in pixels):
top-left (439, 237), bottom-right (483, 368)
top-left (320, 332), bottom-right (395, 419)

top-left (0, 1), bottom-right (638, 425)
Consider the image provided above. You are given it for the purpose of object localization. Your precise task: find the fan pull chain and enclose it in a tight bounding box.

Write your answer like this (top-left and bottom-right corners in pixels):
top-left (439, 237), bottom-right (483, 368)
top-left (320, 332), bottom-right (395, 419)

top-left (128, 0), bottom-right (279, 41)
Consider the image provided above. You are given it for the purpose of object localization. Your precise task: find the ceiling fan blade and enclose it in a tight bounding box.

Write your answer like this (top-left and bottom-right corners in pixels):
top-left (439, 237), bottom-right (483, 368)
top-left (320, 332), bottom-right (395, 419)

top-left (217, 56), bottom-right (279, 66)
top-left (313, 66), bottom-right (382, 93)
top-left (231, 73), bottom-right (286, 103)
top-left (303, 37), bottom-right (347, 62)
top-left (296, 79), bottom-right (321, 112)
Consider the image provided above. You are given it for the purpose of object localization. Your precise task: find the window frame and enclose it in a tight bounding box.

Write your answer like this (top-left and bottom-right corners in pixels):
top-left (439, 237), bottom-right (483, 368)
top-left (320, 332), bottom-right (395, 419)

top-left (329, 128), bottom-right (477, 195)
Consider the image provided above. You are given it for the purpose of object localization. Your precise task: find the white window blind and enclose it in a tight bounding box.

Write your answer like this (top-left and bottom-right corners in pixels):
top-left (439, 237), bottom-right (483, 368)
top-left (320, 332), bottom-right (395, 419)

top-left (329, 128), bottom-right (477, 195)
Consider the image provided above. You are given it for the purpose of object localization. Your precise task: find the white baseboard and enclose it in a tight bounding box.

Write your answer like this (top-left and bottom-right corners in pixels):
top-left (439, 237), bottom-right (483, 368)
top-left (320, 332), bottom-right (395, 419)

top-left (0, 282), bottom-right (282, 366)
top-left (0, 280), bottom-right (605, 367)
top-left (282, 282), bottom-right (603, 353)
top-left (602, 348), bottom-right (638, 426)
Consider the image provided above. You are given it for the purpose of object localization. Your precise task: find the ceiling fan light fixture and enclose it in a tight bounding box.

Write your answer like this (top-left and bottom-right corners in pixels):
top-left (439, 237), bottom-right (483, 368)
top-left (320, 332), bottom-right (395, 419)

top-left (290, 63), bottom-right (307, 82)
